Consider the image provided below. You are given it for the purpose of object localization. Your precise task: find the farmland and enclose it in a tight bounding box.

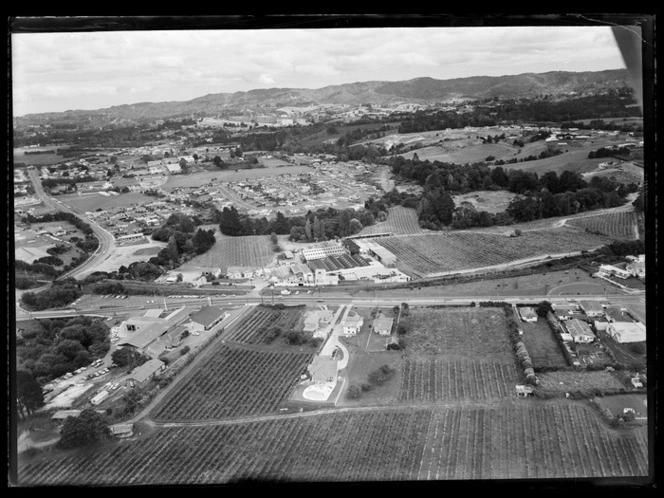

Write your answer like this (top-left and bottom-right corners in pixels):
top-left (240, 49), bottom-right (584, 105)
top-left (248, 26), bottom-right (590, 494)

top-left (151, 343), bottom-right (312, 421)
top-left (224, 305), bottom-right (305, 345)
top-left (358, 206), bottom-right (425, 236)
top-left (375, 228), bottom-right (611, 277)
top-left (398, 358), bottom-right (518, 403)
top-left (17, 402), bottom-right (648, 484)
top-left (178, 232), bottom-right (275, 272)
top-left (520, 318), bottom-right (569, 369)
top-left (56, 192), bottom-right (157, 212)
top-left (565, 210), bottom-right (640, 240)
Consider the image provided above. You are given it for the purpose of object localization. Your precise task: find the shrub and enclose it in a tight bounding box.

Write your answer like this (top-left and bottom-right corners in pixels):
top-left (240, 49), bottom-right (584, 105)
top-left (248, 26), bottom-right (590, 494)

top-left (360, 383), bottom-right (374, 392)
top-left (180, 346), bottom-right (190, 356)
top-left (346, 384), bottom-right (362, 399)
top-left (629, 343), bottom-right (646, 355)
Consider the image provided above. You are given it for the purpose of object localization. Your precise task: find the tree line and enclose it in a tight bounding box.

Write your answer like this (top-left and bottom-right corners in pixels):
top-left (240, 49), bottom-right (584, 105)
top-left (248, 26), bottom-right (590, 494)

top-left (149, 213), bottom-right (216, 269)
top-left (217, 205), bottom-right (377, 242)
top-left (17, 315), bottom-right (110, 384)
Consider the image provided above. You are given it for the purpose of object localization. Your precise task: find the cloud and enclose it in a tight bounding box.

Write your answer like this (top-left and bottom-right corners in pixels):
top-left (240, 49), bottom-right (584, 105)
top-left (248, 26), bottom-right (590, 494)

top-left (11, 25), bottom-right (627, 115)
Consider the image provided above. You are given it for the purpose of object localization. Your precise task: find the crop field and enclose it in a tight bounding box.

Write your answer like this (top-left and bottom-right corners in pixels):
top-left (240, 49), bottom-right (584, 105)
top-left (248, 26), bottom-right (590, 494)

top-left (375, 229), bottom-right (611, 277)
top-left (224, 305), bottom-right (305, 345)
top-left (565, 210), bottom-right (639, 240)
top-left (404, 307), bottom-right (514, 361)
top-left (398, 358), bottom-right (518, 402)
top-left (521, 319), bottom-right (570, 369)
top-left (18, 402), bottom-right (648, 484)
top-left (358, 206), bottom-right (425, 236)
top-left (179, 233), bottom-right (275, 272)
top-left (150, 344), bottom-right (312, 421)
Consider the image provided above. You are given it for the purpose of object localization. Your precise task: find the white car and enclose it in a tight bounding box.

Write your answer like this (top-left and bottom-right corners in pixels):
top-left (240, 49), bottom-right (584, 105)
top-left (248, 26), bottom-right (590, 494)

top-left (280, 290), bottom-right (291, 295)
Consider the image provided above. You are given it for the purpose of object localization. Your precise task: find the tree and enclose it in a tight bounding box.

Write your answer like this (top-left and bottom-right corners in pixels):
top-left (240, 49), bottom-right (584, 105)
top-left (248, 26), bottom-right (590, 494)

top-left (16, 370), bottom-right (44, 419)
top-left (57, 408), bottom-right (111, 449)
top-left (535, 301), bottom-right (554, 318)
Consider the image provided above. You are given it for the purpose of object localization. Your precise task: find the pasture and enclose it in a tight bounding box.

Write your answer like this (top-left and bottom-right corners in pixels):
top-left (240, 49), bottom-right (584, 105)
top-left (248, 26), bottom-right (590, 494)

top-left (375, 228), bottom-right (611, 278)
top-left (520, 318), bottom-right (569, 369)
top-left (401, 142), bottom-right (519, 164)
top-left (89, 239), bottom-right (167, 274)
top-left (595, 394), bottom-right (647, 420)
top-left (17, 402), bottom-right (648, 484)
top-left (178, 232), bottom-right (276, 272)
top-left (403, 307), bottom-right (514, 362)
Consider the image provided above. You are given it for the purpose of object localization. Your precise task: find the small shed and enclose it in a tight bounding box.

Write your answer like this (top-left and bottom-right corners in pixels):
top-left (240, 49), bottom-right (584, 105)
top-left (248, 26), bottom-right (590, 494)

top-left (110, 423), bottom-right (135, 438)
top-left (516, 385), bottom-right (534, 397)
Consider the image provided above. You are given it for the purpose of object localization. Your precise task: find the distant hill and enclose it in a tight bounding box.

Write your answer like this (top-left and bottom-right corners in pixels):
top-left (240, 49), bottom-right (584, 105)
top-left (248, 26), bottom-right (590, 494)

top-left (14, 69), bottom-right (631, 127)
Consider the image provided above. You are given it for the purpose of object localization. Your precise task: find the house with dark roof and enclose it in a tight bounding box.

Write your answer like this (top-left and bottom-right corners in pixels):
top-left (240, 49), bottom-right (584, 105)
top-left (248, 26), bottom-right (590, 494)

top-left (189, 305), bottom-right (228, 332)
top-left (565, 319), bottom-right (596, 344)
top-left (579, 300), bottom-right (606, 318)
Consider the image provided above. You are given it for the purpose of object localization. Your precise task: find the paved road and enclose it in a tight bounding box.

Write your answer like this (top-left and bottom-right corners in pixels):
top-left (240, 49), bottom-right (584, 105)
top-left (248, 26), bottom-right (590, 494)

top-left (26, 168), bottom-right (117, 280)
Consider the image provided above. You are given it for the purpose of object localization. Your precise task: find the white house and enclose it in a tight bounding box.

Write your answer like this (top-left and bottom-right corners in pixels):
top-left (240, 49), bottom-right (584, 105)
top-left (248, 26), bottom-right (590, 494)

top-left (518, 307), bottom-right (538, 323)
top-left (599, 264), bottom-right (632, 279)
top-left (373, 312), bottom-right (394, 336)
top-left (342, 311), bottom-right (364, 336)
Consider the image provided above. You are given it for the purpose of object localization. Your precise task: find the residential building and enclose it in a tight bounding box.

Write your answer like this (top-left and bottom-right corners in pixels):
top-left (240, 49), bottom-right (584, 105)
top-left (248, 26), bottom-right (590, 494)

top-left (307, 355), bottom-right (338, 385)
top-left (599, 264), bottom-right (632, 279)
top-left (342, 311), bottom-right (364, 336)
top-left (126, 358), bottom-right (166, 389)
top-left (579, 300), bottom-right (605, 318)
top-left (373, 312), bottom-right (394, 336)
top-left (226, 266), bottom-right (259, 279)
top-left (565, 319), bottom-right (596, 344)
top-left (115, 233), bottom-right (146, 245)
top-left (188, 306), bottom-right (228, 332)
top-left (518, 307), bottom-right (538, 323)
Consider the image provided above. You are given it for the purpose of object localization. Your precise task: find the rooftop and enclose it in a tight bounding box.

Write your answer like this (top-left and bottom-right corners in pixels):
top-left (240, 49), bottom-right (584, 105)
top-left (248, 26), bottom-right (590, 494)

top-left (189, 305), bottom-right (226, 327)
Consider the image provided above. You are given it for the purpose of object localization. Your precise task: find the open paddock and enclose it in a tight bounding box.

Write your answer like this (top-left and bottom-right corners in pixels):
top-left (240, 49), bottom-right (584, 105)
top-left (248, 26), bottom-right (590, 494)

top-left (536, 370), bottom-right (625, 394)
top-left (403, 307), bottom-right (514, 362)
top-left (452, 190), bottom-right (517, 214)
top-left (521, 319), bottom-right (569, 369)
top-left (56, 192), bottom-right (157, 212)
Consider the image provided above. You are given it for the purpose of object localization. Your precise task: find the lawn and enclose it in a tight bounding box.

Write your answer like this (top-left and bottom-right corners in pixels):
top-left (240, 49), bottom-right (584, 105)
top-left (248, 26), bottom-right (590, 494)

top-left (452, 190), bottom-right (517, 214)
top-left (594, 394), bottom-right (647, 419)
top-left (164, 166), bottom-right (312, 190)
top-left (521, 318), bottom-right (569, 369)
top-left (339, 350), bottom-right (404, 407)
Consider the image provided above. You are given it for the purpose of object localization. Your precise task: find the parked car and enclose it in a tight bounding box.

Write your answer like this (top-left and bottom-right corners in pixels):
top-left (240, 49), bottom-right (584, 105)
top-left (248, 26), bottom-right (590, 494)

top-left (281, 290), bottom-right (291, 295)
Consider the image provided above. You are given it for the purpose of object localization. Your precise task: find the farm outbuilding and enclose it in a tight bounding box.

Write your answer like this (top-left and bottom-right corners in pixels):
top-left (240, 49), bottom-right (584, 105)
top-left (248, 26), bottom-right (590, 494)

top-left (126, 359), bottom-right (166, 389)
top-left (606, 322), bottom-right (646, 343)
top-left (188, 306), bottom-right (228, 332)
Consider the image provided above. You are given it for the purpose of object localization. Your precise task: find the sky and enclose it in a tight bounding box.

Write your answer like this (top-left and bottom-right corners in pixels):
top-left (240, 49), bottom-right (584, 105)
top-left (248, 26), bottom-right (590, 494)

top-left (11, 25), bottom-right (628, 116)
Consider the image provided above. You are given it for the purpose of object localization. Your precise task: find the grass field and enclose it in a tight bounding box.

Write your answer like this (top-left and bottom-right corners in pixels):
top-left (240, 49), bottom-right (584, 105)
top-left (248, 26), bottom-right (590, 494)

top-left (403, 307), bottom-right (514, 362)
top-left (521, 318), bottom-right (569, 369)
top-left (452, 190), bottom-right (517, 214)
top-left (375, 228), bottom-right (611, 278)
top-left (178, 232), bottom-right (276, 271)
top-left (401, 142), bottom-right (519, 164)
top-left (595, 394), bottom-right (647, 419)
top-left (57, 192), bottom-right (157, 212)
top-left (17, 402), bottom-right (648, 484)
top-left (537, 371), bottom-right (626, 394)
top-left (164, 166), bottom-right (312, 190)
